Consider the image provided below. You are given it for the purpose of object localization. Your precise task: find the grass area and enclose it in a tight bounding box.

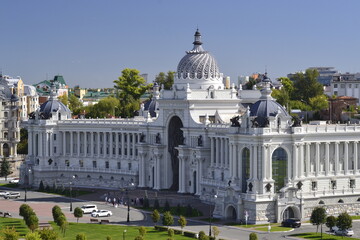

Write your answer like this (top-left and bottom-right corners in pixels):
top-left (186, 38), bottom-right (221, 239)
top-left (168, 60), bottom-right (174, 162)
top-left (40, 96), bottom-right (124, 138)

top-left (256, 226), bottom-right (292, 232)
top-left (0, 218), bottom-right (195, 240)
top-left (351, 215), bottom-right (360, 220)
top-left (290, 232), bottom-right (360, 240)
top-left (228, 222), bottom-right (292, 232)
top-left (0, 217), bottom-right (29, 237)
top-left (138, 206), bottom-right (203, 218)
top-left (51, 222), bottom-right (195, 240)
top-left (0, 183), bottom-right (20, 188)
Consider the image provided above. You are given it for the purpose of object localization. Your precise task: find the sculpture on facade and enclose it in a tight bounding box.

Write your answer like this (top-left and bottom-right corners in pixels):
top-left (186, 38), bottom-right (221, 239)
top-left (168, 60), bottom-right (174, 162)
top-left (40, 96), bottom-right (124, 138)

top-left (155, 133), bottom-right (161, 144)
top-left (248, 182), bottom-right (253, 192)
top-left (230, 115), bottom-right (240, 127)
top-left (292, 116), bottom-right (302, 127)
top-left (265, 183), bottom-right (272, 192)
top-left (140, 133), bottom-right (145, 143)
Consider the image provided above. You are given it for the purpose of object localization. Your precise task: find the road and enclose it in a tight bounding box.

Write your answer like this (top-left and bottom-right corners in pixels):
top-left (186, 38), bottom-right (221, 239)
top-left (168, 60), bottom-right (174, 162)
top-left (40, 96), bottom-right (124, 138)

top-left (1, 185), bottom-right (359, 240)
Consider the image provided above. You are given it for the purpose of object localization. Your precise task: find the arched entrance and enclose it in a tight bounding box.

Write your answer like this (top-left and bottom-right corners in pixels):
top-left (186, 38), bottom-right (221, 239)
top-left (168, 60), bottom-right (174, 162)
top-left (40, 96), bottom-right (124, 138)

top-left (272, 148), bottom-right (288, 192)
top-left (225, 205), bottom-right (237, 220)
top-left (282, 206), bottom-right (300, 220)
top-left (3, 143), bottom-right (10, 157)
top-left (168, 116), bottom-right (184, 191)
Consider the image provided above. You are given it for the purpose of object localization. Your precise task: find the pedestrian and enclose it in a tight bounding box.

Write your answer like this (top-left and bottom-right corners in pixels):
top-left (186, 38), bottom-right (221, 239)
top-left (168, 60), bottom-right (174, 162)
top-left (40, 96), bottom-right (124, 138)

top-left (105, 196), bottom-right (108, 204)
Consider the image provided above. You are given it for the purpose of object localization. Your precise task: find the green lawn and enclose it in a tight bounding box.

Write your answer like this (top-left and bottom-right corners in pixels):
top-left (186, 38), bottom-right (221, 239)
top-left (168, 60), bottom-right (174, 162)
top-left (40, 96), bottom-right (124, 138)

top-left (0, 217), bottom-right (29, 237)
top-left (291, 232), bottom-right (360, 240)
top-left (227, 222), bottom-right (292, 232)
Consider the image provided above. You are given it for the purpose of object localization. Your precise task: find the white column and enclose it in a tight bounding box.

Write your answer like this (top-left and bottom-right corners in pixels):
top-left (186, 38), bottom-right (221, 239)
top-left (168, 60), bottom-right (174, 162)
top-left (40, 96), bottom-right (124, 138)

top-left (182, 157), bottom-right (186, 192)
top-left (225, 139), bottom-right (229, 167)
top-left (103, 132), bottom-right (107, 156)
top-left (335, 142), bottom-right (339, 175)
top-left (132, 133), bottom-right (136, 159)
top-left (354, 142), bottom-right (358, 174)
top-left (253, 145), bottom-right (258, 181)
top-left (138, 153), bottom-right (143, 187)
top-left (45, 132), bottom-right (49, 157)
top-left (197, 158), bottom-right (202, 195)
top-left (306, 143), bottom-right (310, 176)
top-left (38, 132), bottom-right (43, 157)
top-left (220, 138), bottom-right (224, 168)
top-left (84, 131), bottom-right (87, 157)
top-left (229, 143), bottom-right (233, 178)
top-left (77, 132), bottom-right (80, 157)
top-left (268, 145), bottom-right (272, 180)
top-left (210, 138), bottom-right (214, 167)
top-left (127, 133), bottom-right (131, 158)
top-left (325, 142), bottom-right (330, 176)
top-left (344, 141), bottom-right (349, 174)
top-left (50, 132), bottom-right (53, 156)
top-left (293, 144), bottom-right (298, 180)
top-left (262, 145), bottom-right (267, 180)
top-left (178, 157), bottom-right (183, 193)
top-left (110, 132), bottom-right (113, 158)
top-left (115, 133), bottom-right (119, 158)
top-left (315, 143), bottom-right (320, 176)
top-left (299, 144), bottom-right (304, 178)
top-left (63, 131), bottom-right (66, 156)
top-left (91, 132), bottom-right (94, 157)
top-left (70, 131), bottom-right (73, 156)
top-left (28, 131), bottom-right (33, 156)
top-left (216, 138), bottom-right (220, 167)
top-left (97, 132), bottom-right (100, 156)
top-left (121, 133), bottom-right (125, 158)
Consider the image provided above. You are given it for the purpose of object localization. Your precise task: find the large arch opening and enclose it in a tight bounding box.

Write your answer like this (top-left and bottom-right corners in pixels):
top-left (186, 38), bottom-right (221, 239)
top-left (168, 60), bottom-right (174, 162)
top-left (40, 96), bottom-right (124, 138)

top-left (168, 116), bottom-right (184, 191)
top-left (225, 205), bottom-right (237, 220)
top-left (241, 148), bottom-right (250, 193)
top-left (272, 147), bottom-right (288, 192)
top-left (282, 206), bottom-right (300, 220)
top-left (3, 143), bottom-right (10, 157)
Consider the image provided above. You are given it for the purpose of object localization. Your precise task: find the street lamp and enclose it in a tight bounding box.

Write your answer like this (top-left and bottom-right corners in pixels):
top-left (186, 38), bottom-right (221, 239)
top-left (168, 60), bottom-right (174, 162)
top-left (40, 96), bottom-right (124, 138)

top-left (123, 229), bottom-right (127, 240)
top-left (126, 182), bottom-right (134, 222)
top-left (69, 175), bottom-right (75, 212)
top-left (24, 168), bottom-right (31, 202)
top-left (209, 194), bottom-right (217, 237)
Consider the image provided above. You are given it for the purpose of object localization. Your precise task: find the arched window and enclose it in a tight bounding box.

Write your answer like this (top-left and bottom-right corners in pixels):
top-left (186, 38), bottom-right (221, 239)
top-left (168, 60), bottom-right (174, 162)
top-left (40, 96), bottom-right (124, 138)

top-left (338, 199), bottom-right (344, 203)
top-left (242, 148), bottom-right (250, 193)
top-left (272, 147), bottom-right (288, 192)
top-left (319, 200), bottom-right (325, 205)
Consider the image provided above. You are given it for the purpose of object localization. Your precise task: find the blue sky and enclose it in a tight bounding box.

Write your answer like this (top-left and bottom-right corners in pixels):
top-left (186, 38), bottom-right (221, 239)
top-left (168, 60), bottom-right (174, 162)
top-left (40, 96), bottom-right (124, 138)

top-left (1, 0), bottom-right (360, 88)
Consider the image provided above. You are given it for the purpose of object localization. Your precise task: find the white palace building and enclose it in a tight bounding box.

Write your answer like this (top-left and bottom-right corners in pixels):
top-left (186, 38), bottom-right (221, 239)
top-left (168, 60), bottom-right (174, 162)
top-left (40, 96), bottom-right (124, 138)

top-left (22, 30), bottom-right (360, 223)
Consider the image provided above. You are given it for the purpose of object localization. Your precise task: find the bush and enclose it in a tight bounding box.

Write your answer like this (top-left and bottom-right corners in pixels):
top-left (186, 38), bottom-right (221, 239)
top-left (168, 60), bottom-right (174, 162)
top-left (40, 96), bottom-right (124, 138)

top-left (162, 211), bottom-right (174, 227)
top-left (134, 236), bottom-right (144, 240)
top-left (176, 204), bottom-right (182, 215)
top-left (45, 185), bottom-right (51, 192)
top-left (38, 228), bottom-right (59, 240)
top-left (154, 199), bottom-right (160, 210)
top-left (164, 200), bottom-right (170, 212)
top-left (2, 226), bottom-right (19, 240)
top-left (138, 226), bottom-right (146, 236)
top-left (19, 204), bottom-right (32, 218)
top-left (173, 229), bottom-right (182, 235)
top-left (198, 231), bottom-right (209, 240)
top-left (154, 226), bottom-right (168, 231)
top-left (326, 216), bottom-right (337, 231)
top-left (39, 180), bottom-right (45, 191)
top-left (183, 231), bottom-right (198, 238)
top-left (143, 197), bottom-right (150, 208)
top-left (25, 232), bottom-right (42, 240)
top-left (76, 233), bottom-right (87, 240)
top-left (106, 236), bottom-right (112, 240)
top-left (168, 228), bottom-right (174, 237)
top-left (249, 232), bottom-right (258, 240)
top-left (25, 213), bottom-right (39, 232)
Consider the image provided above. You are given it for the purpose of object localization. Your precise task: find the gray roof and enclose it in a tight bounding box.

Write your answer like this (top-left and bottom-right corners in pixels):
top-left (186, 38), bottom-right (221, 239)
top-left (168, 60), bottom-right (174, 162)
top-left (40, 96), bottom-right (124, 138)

top-left (39, 100), bottom-right (71, 119)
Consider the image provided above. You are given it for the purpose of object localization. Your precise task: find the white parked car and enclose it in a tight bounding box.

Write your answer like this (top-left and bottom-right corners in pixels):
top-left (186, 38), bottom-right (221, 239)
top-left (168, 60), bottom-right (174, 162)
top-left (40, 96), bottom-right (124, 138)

top-left (4, 192), bottom-right (21, 199)
top-left (9, 178), bottom-right (19, 183)
top-left (0, 190), bottom-right (9, 197)
top-left (80, 205), bottom-right (98, 214)
top-left (91, 210), bottom-right (112, 218)
top-left (334, 228), bottom-right (354, 236)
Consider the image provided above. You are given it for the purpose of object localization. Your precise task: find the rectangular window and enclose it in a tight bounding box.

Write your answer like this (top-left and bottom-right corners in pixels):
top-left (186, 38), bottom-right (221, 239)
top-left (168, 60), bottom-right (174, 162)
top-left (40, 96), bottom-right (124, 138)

top-left (4, 112), bottom-right (8, 117)
top-left (53, 134), bottom-right (56, 141)
top-left (128, 162), bottom-right (132, 170)
top-left (65, 160), bottom-right (70, 167)
top-left (350, 179), bottom-right (356, 188)
top-left (93, 161), bottom-right (97, 168)
top-left (331, 180), bottom-right (336, 189)
top-left (311, 181), bottom-right (317, 191)
top-left (117, 162), bottom-right (121, 169)
top-left (105, 161), bottom-right (109, 169)
top-left (79, 160), bottom-right (84, 168)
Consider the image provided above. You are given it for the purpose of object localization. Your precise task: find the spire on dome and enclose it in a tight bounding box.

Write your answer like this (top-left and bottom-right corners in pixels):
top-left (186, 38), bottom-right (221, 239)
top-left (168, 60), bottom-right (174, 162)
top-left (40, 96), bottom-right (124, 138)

top-left (260, 72), bottom-right (273, 100)
top-left (49, 80), bottom-right (58, 101)
top-left (188, 29), bottom-right (205, 53)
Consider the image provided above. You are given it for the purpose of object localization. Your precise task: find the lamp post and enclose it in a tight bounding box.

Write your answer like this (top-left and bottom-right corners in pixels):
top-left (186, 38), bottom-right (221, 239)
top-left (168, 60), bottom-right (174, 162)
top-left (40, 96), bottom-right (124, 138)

top-left (126, 182), bottom-right (134, 223)
top-left (24, 168), bottom-right (31, 202)
top-left (70, 175), bottom-right (75, 212)
top-left (123, 229), bottom-right (127, 240)
top-left (209, 194), bottom-right (217, 237)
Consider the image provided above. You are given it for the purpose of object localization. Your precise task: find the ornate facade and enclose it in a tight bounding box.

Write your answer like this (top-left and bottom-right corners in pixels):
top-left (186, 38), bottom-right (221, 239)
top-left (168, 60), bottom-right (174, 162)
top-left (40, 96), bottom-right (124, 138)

top-left (22, 30), bottom-right (360, 223)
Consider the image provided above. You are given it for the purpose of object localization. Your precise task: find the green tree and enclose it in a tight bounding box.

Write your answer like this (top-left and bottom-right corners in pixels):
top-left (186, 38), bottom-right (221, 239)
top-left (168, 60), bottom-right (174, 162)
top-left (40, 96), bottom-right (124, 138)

top-left (68, 94), bottom-right (83, 115)
top-left (291, 68), bottom-right (324, 105)
top-left (39, 180), bottom-right (45, 191)
top-left (151, 209), bottom-right (160, 226)
top-left (310, 207), bottom-right (327, 234)
top-left (212, 226), bottom-right (220, 240)
top-left (138, 226), bottom-right (146, 237)
top-left (75, 233), bottom-right (87, 240)
top-left (162, 211), bottom-right (174, 227)
top-left (57, 215), bottom-right (68, 236)
top-left (85, 97), bottom-right (120, 118)
top-left (309, 95), bottom-right (328, 112)
top-left (19, 204), bottom-right (32, 218)
top-left (25, 213), bottom-right (39, 232)
top-left (114, 68), bottom-right (151, 118)
top-left (249, 232), bottom-right (258, 240)
top-left (154, 71), bottom-right (175, 90)
top-left (25, 232), bottom-right (42, 240)
top-left (271, 88), bottom-right (290, 111)
top-left (17, 128), bottom-right (28, 154)
top-left (336, 212), bottom-right (352, 231)
top-left (153, 199), bottom-right (160, 210)
top-left (278, 77), bottom-right (294, 94)
top-left (58, 94), bottom-right (68, 106)
top-left (178, 215), bottom-right (187, 233)
top-left (167, 228), bottom-right (174, 238)
top-left (52, 205), bottom-right (62, 222)
top-left (0, 158), bottom-right (12, 181)
top-left (38, 228), bottom-right (59, 240)
top-left (1, 226), bottom-right (19, 240)
top-left (74, 207), bottom-right (83, 223)
top-left (326, 216), bottom-right (337, 231)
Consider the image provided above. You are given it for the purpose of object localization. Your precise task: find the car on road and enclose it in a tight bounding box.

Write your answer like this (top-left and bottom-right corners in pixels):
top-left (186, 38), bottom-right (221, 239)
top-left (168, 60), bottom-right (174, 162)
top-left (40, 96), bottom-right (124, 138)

top-left (9, 178), bottom-right (19, 183)
top-left (80, 204), bottom-right (98, 214)
top-left (91, 210), bottom-right (112, 218)
top-left (4, 192), bottom-right (21, 199)
top-left (0, 190), bottom-right (9, 197)
top-left (334, 227), bottom-right (354, 236)
top-left (281, 218), bottom-right (301, 228)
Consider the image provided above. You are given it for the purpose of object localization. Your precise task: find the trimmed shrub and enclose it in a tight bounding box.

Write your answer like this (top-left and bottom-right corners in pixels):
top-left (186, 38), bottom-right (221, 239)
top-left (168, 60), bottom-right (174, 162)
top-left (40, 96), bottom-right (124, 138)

top-left (143, 197), bottom-right (149, 208)
top-left (249, 232), bottom-right (258, 240)
top-left (154, 198), bottom-right (160, 210)
top-left (39, 180), bottom-right (45, 191)
top-left (198, 231), bottom-right (209, 240)
top-left (138, 226), bottom-right (146, 236)
top-left (75, 233), bottom-right (87, 240)
top-left (154, 226), bottom-right (167, 231)
top-left (183, 231), bottom-right (197, 238)
top-left (168, 228), bottom-right (174, 237)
